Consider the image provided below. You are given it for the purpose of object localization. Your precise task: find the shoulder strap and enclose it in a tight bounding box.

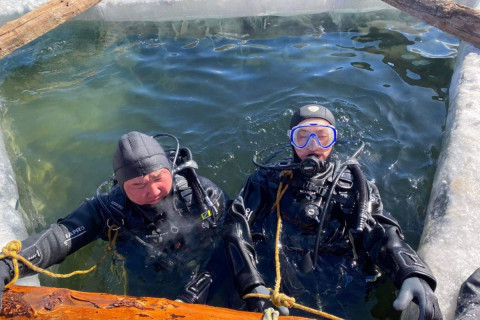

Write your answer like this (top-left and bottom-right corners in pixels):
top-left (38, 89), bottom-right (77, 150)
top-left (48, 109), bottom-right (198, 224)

top-left (173, 174), bottom-right (194, 213)
top-left (170, 147), bottom-right (219, 228)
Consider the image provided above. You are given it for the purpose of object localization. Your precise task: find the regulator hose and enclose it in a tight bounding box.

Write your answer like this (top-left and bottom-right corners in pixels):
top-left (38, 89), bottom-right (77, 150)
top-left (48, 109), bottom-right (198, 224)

top-left (312, 141), bottom-right (366, 269)
top-left (348, 161), bottom-right (369, 232)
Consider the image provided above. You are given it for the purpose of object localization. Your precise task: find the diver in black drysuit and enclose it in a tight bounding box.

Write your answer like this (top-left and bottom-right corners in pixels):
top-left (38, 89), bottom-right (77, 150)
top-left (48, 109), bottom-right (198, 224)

top-left (0, 131), bottom-right (229, 308)
top-left (223, 104), bottom-right (442, 319)
top-left (455, 267), bottom-right (480, 319)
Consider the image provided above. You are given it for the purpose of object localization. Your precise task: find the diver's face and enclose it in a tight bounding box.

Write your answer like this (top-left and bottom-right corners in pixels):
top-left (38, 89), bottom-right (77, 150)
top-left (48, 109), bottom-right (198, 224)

top-left (293, 118), bottom-right (334, 161)
top-left (123, 168), bottom-right (173, 205)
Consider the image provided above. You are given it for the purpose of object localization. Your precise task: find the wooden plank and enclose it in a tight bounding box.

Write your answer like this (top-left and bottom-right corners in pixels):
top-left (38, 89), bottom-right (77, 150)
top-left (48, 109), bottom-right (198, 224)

top-left (0, 0), bottom-right (102, 59)
top-left (0, 285), bottom-right (316, 320)
top-left (382, 0), bottom-right (480, 48)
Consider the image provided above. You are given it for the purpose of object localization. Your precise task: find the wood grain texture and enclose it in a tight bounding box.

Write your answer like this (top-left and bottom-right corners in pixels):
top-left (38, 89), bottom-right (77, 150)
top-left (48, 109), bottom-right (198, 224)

top-left (382, 0), bottom-right (480, 48)
top-left (0, 0), bottom-right (102, 59)
top-left (0, 285), bottom-right (316, 320)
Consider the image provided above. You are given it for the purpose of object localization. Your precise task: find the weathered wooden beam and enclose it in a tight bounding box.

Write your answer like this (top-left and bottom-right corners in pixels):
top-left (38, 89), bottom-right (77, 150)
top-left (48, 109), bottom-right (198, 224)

top-left (382, 0), bottom-right (480, 48)
top-left (0, 285), bottom-right (316, 320)
top-left (0, 0), bottom-right (102, 59)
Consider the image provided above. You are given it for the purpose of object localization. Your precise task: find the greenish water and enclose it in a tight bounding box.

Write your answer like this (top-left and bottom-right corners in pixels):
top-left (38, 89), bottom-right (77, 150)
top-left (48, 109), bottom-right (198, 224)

top-left (0, 10), bottom-right (457, 319)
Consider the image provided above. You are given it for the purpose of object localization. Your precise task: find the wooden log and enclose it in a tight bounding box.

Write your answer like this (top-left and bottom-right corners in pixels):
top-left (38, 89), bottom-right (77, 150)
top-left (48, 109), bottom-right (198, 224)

top-left (0, 0), bottom-right (102, 59)
top-left (382, 0), bottom-right (480, 48)
top-left (0, 285), bottom-right (316, 320)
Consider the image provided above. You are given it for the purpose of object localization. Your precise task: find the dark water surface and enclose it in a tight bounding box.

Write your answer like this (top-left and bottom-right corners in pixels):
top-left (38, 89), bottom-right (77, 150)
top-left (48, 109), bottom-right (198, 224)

top-left (0, 10), bottom-right (457, 319)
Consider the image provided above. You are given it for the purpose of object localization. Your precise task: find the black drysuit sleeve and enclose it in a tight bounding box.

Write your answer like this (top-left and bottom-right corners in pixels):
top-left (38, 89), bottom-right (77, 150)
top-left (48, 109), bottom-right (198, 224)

top-left (361, 181), bottom-right (437, 291)
top-left (222, 169), bottom-right (275, 296)
top-left (0, 194), bottom-right (109, 281)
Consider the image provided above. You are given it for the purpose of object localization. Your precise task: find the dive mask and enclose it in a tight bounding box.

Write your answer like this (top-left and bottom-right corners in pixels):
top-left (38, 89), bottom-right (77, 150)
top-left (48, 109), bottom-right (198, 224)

top-left (288, 123), bottom-right (337, 150)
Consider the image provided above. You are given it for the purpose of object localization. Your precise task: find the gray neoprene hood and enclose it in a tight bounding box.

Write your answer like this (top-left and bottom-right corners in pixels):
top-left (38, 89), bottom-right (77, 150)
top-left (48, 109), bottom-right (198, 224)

top-left (113, 131), bottom-right (171, 186)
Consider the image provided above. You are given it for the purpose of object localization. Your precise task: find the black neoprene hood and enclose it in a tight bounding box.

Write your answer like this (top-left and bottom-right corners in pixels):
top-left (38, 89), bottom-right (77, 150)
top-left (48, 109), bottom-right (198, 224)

top-left (290, 104), bottom-right (336, 128)
top-left (113, 131), bottom-right (172, 186)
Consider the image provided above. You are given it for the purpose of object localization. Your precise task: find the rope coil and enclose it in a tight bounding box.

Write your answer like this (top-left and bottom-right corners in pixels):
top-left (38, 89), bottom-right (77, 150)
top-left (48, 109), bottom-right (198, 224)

top-left (243, 170), bottom-right (344, 320)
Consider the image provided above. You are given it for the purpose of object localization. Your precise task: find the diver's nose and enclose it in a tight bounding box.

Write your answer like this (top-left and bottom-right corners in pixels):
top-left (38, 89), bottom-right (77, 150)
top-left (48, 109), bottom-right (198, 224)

top-left (146, 182), bottom-right (161, 197)
top-left (307, 137), bottom-right (318, 151)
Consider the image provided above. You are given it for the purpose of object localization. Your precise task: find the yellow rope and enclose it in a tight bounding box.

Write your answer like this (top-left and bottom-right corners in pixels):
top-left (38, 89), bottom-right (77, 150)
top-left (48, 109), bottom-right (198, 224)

top-left (243, 170), bottom-right (344, 320)
top-left (0, 225), bottom-right (121, 289)
top-left (109, 239), bottom-right (128, 295)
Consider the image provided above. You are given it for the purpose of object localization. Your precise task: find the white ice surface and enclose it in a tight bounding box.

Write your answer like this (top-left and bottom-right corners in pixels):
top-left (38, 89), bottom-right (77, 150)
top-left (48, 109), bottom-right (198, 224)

top-left (419, 42), bottom-right (480, 319)
top-left (0, 0), bottom-right (392, 25)
top-left (0, 129), bottom-right (40, 286)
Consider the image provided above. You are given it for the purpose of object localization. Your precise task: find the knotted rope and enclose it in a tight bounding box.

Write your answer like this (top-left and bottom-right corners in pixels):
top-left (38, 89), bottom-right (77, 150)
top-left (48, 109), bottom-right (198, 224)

top-left (0, 225), bottom-right (121, 289)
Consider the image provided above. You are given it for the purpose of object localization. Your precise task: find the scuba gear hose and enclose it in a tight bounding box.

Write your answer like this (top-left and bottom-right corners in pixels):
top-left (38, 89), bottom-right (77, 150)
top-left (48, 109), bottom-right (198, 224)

top-left (312, 141), bottom-right (366, 268)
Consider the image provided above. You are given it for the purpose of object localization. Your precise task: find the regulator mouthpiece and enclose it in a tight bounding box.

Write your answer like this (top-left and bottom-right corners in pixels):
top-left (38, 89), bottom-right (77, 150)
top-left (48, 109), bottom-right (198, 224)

top-left (300, 156), bottom-right (328, 177)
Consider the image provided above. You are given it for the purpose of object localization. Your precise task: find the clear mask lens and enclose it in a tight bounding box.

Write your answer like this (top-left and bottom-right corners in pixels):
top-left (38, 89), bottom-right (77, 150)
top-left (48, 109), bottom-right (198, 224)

top-left (288, 124), bottom-right (337, 149)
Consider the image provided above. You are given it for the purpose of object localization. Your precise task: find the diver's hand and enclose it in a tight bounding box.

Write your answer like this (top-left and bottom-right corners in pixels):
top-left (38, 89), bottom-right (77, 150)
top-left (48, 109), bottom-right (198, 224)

top-left (262, 307), bottom-right (279, 320)
top-left (176, 271), bottom-right (213, 304)
top-left (245, 285), bottom-right (289, 316)
top-left (393, 277), bottom-right (443, 320)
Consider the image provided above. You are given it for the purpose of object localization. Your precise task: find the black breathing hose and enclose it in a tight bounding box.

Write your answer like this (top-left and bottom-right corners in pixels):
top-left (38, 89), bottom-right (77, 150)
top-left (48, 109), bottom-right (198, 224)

top-left (312, 164), bottom-right (348, 268)
top-left (312, 141), bottom-right (366, 269)
top-left (349, 163), bottom-right (369, 231)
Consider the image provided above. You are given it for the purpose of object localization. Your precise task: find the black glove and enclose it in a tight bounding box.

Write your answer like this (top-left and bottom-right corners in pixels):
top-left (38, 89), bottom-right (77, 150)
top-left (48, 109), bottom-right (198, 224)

top-left (245, 285), bottom-right (289, 316)
top-left (0, 259), bottom-right (13, 312)
top-left (393, 277), bottom-right (443, 320)
top-left (176, 271), bottom-right (213, 304)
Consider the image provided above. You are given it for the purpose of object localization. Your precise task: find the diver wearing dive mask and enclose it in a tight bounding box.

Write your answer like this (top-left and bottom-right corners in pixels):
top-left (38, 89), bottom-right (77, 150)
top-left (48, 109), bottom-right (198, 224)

top-left (223, 104), bottom-right (442, 320)
top-left (288, 121), bottom-right (336, 177)
top-left (288, 119), bottom-right (336, 177)
top-left (288, 104), bottom-right (337, 164)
